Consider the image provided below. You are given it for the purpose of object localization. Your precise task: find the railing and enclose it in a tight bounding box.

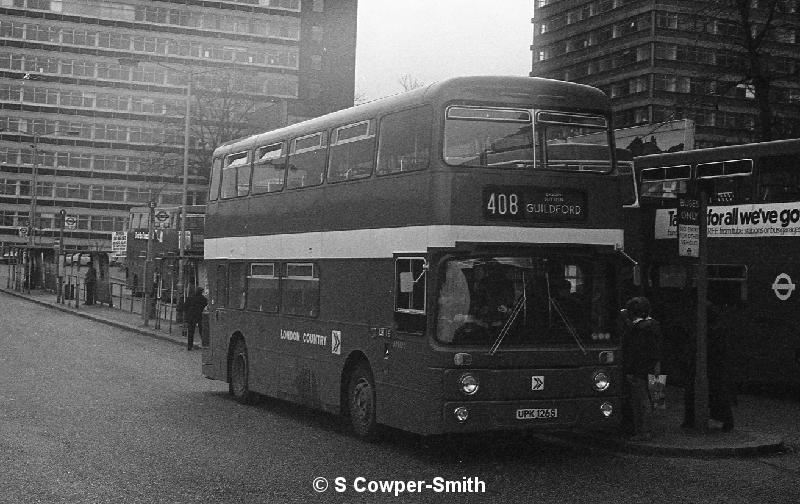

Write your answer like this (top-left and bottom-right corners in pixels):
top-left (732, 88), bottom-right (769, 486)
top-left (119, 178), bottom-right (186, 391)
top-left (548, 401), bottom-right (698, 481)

top-left (0, 263), bottom-right (183, 334)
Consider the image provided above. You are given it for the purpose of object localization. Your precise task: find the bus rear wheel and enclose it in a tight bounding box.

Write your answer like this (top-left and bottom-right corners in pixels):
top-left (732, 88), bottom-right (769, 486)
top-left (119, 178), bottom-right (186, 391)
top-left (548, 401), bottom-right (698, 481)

top-left (229, 339), bottom-right (256, 404)
top-left (347, 363), bottom-right (378, 440)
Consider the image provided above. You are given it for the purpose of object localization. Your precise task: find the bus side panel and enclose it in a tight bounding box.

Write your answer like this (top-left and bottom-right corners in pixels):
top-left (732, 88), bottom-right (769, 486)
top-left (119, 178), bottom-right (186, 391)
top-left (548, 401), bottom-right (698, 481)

top-left (734, 260), bottom-right (800, 389)
top-left (374, 334), bottom-right (443, 435)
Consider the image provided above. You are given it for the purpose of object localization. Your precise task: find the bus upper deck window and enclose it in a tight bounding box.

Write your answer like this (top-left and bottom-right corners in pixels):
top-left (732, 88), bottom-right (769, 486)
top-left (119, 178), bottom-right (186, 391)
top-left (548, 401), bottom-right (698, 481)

top-left (376, 106), bottom-right (432, 175)
top-left (328, 120), bottom-right (375, 182)
top-left (758, 155), bottom-right (800, 203)
top-left (697, 160), bottom-right (753, 204)
top-left (443, 106), bottom-right (533, 169)
top-left (535, 111), bottom-right (611, 172)
top-left (252, 143), bottom-right (285, 194)
top-left (221, 152), bottom-right (249, 199)
top-left (287, 132), bottom-right (326, 189)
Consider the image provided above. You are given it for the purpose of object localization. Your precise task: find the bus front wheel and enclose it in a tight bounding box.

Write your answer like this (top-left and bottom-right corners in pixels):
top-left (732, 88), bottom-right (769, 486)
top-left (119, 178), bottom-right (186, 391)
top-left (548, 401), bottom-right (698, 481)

top-left (229, 339), bottom-right (256, 404)
top-left (347, 363), bottom-right (378, 440)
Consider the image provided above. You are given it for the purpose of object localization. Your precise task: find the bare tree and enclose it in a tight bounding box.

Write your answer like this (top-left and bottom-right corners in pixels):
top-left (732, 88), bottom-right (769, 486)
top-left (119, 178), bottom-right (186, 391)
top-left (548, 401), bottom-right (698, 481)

top-left (190, 69), bottom-right (286, 177)
top-left (398, 74), bottom-right (425, 92)
top-left (353, 89), bottom-right (369, 106)
top-left (686, 0), bottom-right (799, 141)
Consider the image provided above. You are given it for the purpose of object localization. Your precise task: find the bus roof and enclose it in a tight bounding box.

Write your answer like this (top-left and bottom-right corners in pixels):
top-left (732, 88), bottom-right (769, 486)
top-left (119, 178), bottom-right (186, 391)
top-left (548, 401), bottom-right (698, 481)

top-left (214, 76), bottom-right (610, 159)
top-left (635, 138), bottom-right (800, 167)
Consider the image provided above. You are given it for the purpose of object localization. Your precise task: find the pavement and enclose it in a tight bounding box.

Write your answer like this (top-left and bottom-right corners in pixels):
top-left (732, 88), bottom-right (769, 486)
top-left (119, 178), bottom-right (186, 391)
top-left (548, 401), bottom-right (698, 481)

top-left (0, 283), bottom-right (194, 350)
top-left (2, 284), bottom-right (797, 458)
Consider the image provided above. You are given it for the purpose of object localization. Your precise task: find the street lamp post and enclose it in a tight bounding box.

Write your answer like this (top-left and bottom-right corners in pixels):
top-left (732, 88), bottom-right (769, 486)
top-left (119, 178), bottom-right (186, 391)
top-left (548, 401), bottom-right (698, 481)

top-left (24, 129), bottom-right (79, 294)
top-left (177, 79), bottom-right (191, 305)
top-left (27, 133), bottom-right (41, 294)
top-left (143, 200), bottom-right (156, 327)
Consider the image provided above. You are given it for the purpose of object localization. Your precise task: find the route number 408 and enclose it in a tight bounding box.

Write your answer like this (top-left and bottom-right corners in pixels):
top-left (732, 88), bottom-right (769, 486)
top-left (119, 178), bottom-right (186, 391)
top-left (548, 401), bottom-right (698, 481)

top-left (486, 192), bottom-right (520, 216)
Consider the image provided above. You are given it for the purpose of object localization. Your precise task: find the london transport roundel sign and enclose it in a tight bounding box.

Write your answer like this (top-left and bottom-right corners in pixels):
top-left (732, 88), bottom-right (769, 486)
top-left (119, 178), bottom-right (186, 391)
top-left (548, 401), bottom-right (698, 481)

top-left (772, 273), bottom-right (796, 301)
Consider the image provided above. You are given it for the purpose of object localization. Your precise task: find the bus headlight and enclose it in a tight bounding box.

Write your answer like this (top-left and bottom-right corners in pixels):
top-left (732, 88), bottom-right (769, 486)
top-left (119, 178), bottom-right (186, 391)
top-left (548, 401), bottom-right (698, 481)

top-left (593, 371), bottom-right (610, 392)
top-left (459, 373), bottom-right (479, 395)
top-left (454, 406), bottom-right (469, 422)
top-left (600, 402), bottom-right (613, 417)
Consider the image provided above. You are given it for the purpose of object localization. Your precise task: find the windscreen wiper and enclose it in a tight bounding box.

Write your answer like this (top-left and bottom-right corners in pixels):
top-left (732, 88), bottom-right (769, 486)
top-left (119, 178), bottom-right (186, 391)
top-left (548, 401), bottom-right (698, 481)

top-left (549, 296), bottom-right (587, 355)
top-left (545, 272), bottom-right (587, 355)
top-left (488, 288), bottom-right (526, 356)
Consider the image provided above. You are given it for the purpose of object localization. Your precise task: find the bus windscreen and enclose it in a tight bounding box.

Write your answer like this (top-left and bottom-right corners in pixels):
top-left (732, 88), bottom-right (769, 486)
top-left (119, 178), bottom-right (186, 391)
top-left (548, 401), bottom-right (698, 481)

top-left (436, 256), bottom-right (615, 348)
top-left (443, 107), bottom-right (611, 171)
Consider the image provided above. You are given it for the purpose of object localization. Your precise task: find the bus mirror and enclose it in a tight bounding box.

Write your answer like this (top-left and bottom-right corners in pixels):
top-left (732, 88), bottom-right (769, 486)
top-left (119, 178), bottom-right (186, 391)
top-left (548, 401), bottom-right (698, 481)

top-left (399, 271), bottom-right (414, 293)
top-left (633, 265), bottom-right (642, 287)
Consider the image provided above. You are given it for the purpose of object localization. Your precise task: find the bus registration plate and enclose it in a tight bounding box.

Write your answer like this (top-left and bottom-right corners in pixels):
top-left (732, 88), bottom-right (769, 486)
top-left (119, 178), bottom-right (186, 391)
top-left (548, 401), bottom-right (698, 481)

top-left (516, 408), bottom-right (558, 420)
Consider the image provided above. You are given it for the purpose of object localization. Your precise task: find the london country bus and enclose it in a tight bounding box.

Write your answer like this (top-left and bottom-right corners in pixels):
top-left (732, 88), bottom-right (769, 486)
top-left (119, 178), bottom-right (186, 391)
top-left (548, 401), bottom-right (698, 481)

top-left (635, 138), bottom-right (800, 393)
top-left (202, 76), bottom-right (632, 438)
top-left (125, 204), bottom-right (205, 299)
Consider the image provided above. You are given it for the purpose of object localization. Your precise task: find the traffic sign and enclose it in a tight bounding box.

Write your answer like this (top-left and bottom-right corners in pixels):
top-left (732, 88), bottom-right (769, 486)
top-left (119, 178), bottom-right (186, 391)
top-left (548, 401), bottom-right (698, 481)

top-left (18, 226), bottom-right (28, 237)
top-left (64, 215), bottom-right (77, 230)
top-left (772, 273), bottom-right (796, 301)
top-left (155, 210), bottom-right (170, 222)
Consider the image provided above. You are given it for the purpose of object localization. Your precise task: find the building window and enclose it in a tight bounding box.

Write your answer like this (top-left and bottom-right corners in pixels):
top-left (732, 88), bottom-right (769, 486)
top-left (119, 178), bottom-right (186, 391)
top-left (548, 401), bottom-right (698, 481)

top-left (656, 12), bottom-right (678, 29)
top-left (629, 77), bottom-right (648, 94)
top-left (311, 25), bottom-right (323, 43)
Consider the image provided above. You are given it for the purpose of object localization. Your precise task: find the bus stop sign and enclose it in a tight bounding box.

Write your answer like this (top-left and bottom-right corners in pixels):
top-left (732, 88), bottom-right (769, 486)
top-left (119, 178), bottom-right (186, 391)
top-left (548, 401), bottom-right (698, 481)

top-left (677, 193), bottom-right (700, 258)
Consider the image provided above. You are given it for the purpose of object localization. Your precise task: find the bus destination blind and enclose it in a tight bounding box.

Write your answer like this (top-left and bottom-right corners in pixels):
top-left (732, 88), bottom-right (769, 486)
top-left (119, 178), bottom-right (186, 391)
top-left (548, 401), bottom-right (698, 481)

top-left (483, 186), bottom-right (587, 222)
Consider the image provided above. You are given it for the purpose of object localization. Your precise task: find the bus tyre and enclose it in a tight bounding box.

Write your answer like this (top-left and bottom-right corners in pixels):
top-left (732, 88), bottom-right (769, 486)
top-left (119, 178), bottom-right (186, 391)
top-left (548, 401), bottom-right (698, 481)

top-left (347, 363), bottom-right (378, 440)
top-left (229, 339), bottom-right (256, 404)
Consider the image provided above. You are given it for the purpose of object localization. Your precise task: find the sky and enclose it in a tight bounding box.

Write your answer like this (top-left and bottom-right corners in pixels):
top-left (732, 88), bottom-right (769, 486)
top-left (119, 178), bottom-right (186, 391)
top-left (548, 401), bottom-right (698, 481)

top-left (355, 1), bottom-right (534, 101)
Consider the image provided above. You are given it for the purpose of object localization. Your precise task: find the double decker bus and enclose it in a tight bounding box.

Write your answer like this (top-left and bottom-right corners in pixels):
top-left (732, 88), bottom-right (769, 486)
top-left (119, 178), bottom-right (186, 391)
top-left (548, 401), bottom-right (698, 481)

top-left (635, 139), bottom-right (800, 393)
top-left (124, 204), bottom-right (205, 299)
top-left (202, 76), bottom-right (633, 437)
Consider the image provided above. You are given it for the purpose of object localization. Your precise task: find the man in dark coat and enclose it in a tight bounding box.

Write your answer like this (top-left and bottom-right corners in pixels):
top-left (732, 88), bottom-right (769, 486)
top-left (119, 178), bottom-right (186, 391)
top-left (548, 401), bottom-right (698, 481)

top-left (84, 265), bottom-right (97, 305)
top-left (183, 287), bottom-right (208, 351)
top-left (621, 296), bottom-right (663, 440)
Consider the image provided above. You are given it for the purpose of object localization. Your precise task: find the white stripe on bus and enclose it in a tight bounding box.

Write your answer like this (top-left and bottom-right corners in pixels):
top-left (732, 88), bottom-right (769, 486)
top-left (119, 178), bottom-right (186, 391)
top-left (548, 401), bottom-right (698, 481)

top-left (204, 225), bottom-right (624, 260)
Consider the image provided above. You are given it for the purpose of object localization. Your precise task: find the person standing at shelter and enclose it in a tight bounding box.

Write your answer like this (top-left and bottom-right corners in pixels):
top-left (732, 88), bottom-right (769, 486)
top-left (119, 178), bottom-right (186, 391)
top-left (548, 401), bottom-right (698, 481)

top-left (84, 264), bottom-right (96, 305)
top-left (184, 287), bottom-right (208, 351)
top-left (682, 302), bottom-right (735, 431)
top-left (621, 296), bottom-right (663, 440)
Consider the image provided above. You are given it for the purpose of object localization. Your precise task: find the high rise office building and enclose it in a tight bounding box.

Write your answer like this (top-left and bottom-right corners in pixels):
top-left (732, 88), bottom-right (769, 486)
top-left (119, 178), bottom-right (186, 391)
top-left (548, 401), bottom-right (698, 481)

top-left (531, 0), bottom-right (800, 149)
top-left (0, 0), bottom-right (357, 252)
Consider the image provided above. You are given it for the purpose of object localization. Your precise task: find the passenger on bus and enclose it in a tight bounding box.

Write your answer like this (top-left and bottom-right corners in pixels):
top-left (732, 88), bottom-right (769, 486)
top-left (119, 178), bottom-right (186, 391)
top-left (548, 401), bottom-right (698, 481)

top-left (436, 262), bottom-right (471, 343)
top-left (471, 261), bottom-right (516, 329)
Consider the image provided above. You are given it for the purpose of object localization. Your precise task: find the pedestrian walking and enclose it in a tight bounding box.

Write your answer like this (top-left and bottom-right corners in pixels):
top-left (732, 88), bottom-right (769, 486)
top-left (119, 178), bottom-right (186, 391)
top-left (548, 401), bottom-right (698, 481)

top-left (184, 287), bottom-right (208, 351)
top-left (84, 265), bottom-right (96, 305)
top-left (621, 296), bottom-right (663, 440)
